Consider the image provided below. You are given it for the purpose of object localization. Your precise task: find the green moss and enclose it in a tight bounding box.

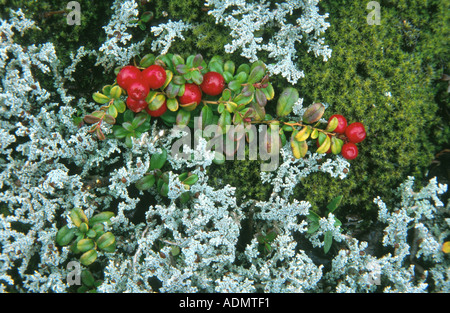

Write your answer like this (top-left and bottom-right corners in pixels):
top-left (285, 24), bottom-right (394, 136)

top-left (291, 0), bottom-right (449, 213)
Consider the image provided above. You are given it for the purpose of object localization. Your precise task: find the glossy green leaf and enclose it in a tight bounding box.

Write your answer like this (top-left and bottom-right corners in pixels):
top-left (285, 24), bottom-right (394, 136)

top-left (167, 98), bottom-right (179, 111)
top-left (80, 249), bottom-right (97, 266)
top-left (56, 225), bottom-right (76, 246)
top-left (113, 126), bottom-right (129, 139)
top-left (89, 211), bottom-right (114, 226)
top-left (150, 149), bottom-right (167, 170)
top-left (92, 92), bottom-right (110, 104)
top-left (109, 85), bottom-right (122, 99)
top-left (192, 54), bottom-right (203, 68)
top-left (191, 70), bottom-right (203, 85)
top-left (330, 137), bottom-right (344, 155)
top-left (140, 53), bottom-right (155, 67)
top-left (248, 65), bottom-right (265, 84)
top-left (135, 174), bottom-right (156, 190)
top-left (276, 87), bottom-right (299, 117)
top-left (96, 232), bottom-right (116, 252)
top-left (183, 174), bottom-right (199, 186)
top-left (114, 99), bottom-right (126, 113)
top-left (224, 60), bottom-right (235, 75)
top-left (208, 61), bottom-right (223, 74)
top-left (326, 195), bottom-right (343, 214)
top-left (148, 94), bottom-right (166, 111)
top-left (77, 238), bottom-right (95, 253)
top-left (132, 112), bottom-right (148, 129)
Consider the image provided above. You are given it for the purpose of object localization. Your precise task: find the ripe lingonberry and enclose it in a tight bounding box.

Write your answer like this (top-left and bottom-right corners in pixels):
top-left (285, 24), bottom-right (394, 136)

top-left (328, 114), bottom-right (347, 134)
top-left (341, 142), bottom-right (358, 160)
top-left (142, 65), bottom-right (166, 90)
top-left (345, 122), bottom-right (366, 143)
top-left (145, 101), bottom-right (167, 117)
top-left (117, 65), bottom-right (141, 89)
top-left (126, 97), bottom-right (148, 113)
top-left (179, 83), bottom-right (202, 105)
top-left (200, 71), bottom-right (225, 96)
top-left (127, 80), bottom-right (149, 101)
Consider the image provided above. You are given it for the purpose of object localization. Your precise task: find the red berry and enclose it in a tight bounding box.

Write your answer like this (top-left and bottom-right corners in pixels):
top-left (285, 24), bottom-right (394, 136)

top-left (141, 65), bottom-right (167, 90)
top-left (145, 101), bottom-right (167, 117)
top-left (127, 80), bottom-right (149, 101)
top-left (126, 97), bottom-right (148, 113)
top-left (200, 71), bottom-right (225, 96)
top-left (341, 142), bottom-right (358, 160)
top-left (117, 65), bottom-right (141, 89)
top-left (179, 83), bottom-right (202, 105)
top-left (328, 114), bottom-right (347, 134)
top-left (345, 122), bottom-right (366, 143)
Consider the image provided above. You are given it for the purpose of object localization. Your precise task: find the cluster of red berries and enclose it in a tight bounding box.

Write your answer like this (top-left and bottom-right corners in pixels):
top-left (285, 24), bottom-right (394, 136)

top-left (116, 65), bottom-right (226, 117)
top-left (116, 65), bottom-right (168, 116)
top-left (326, 114), bottom-right (366, 160)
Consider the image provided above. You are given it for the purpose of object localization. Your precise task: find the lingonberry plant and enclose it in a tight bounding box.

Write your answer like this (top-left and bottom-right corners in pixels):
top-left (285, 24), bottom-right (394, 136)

top-left (84, 53), bottom-right (367, 162)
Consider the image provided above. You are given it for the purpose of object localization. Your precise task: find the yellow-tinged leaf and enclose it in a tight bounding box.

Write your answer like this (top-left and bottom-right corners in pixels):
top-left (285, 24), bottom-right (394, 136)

top-left (325, 116), bottom-right (339, 132)
top-left (291, 137), bottom-right (308, 159)
top-left (294, 126), bottom-right (311, 142)
top-left (317, 135), bottom-right (331, 154)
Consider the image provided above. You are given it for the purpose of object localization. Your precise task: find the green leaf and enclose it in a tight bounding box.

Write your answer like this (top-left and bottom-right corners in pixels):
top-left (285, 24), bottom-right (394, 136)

top-left (92, 92), bottom-right (110, 104)
top-left (248, 65), bottom-right (265, 84)
top-left (326, 195), bottom-right (343, 214)
top-left (331, 137), bottom-right (344, 155)
top-left (113, 126), bottom-right (129, 139)
top-left (113, 99), bottom-right (126, 113)
top-left (77, 238), bottom-right (95, 253)
top-left (228, 80), bottom-right (242, 92)
top-left (224, 60), bottom-right (235, 75)
top-left (265, 231), bottom-right (277, 242)
top-left (140, 11), bottom-right (153, 23)
top-left (56, 225), bottom-right (76, 246)
top-left (132, 112), bottom-right (148, 129)
top-left (166, 98), bottom-right (179, 112)
top-left (80, 249), bottom-right (97, 266)
top-left (81, 270), bottom-right (96, 288)
top-left (324, 231), bottom-right (333, 254)
top-left (191, 70), bottom-right (203, 85)
top-left (122, 122), bottom-right (134, 132)
top-left (235, 71), bottom-right (248, 84)
top-left (192, 54), bottom-right (203, 68)
top-left (236, 63), bottom-right (250, 75)
top-left (201, 105), bottom-right (214, 128)
top-left (135, 174), bottom-right (156, 190)
top-left (307, 211), bottom-right (321, 222)
top-left (148, 94), bottom-right (166, 111)
top-left (208, 61), bottom-right (223, 74)
top-left (176, 109), bottom-right (191, 127)
top-left (140, 53), bottom-right (155, 68)
top-left (123, 110), bottom-right (134, 123)
top-left (183, 174), bottom-right (199, 186)
top-left (104, 112), bottom-right (116, 124)
top-left (150, 149), bottom-right (167, 170)
top-left (109, 85), bottom-right (122, 99)
top-left (89, 211), bottom-right (114, 226)
top-left (307, 221), bottom-right (320, 234)
top-left (96, 232), bottom-right (116, 252)
top-left (276, 87), bottom-right (299, 117)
